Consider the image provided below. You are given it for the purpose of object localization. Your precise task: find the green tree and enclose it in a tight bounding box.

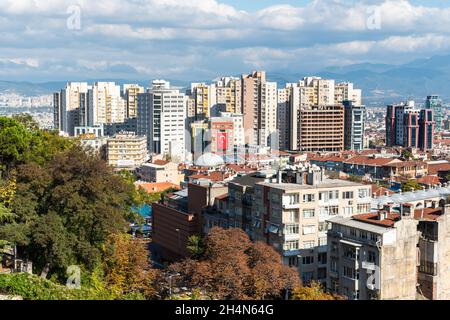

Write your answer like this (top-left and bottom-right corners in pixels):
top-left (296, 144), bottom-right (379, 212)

top-left (186, 235), bottom-right (205, 259)
top-left (0, 117), bottom-right (32, 173)
top-left (401, 180), bottom-right (422, 192)
top-left (0, 146), bottom-right (137, 277)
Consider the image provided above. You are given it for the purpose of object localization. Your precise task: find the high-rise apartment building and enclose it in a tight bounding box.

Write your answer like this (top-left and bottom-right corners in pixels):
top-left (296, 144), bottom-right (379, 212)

top-left (296, 105), bottom-right (344, 152)
top-left (123, 84), bottom-right (145, 118)
top-left (426, 95), bottom-right (444, 132)
top-left (191, 83), bottom-right (216, 120)
top-left (335, 82), bottom-right (362, 105)
top-left (88, 82), bottom-right (126, 126)
top-left (137, 80), bottom-right (187, 161)
top-left (214, 77), bottom-right (242, 114)
top-left (277, 88), bottom-right (290, 151)
top-left (53, 82), bottom-right (90, 136)
top-left (344, 101), bottom-right (366, 151)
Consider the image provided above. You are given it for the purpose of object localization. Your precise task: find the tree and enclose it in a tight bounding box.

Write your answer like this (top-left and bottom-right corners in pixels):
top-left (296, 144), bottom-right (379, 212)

top-left (0, 117), bottom-right (32, 173)
top-left (169, 228), bottom-right (300, 300)
top-left (186, 235), bottom-right (205, 259)
top-left (102, 233), bottom-right (156, 299)
top-left (291, 281), bottom-right (343, 300)
top-left (401, 180), bottom-right (422, 192)
top-left (0, 146), bottom-right (137, 277)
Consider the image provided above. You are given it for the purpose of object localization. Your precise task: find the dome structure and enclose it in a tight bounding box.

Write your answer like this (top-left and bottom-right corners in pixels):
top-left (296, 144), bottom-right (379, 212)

top-left (195, 153), bottom-right (225, 167)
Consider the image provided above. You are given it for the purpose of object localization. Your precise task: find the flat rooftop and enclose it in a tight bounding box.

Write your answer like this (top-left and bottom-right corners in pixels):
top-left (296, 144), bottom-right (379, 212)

top-left (257, 178), bottom-right (366, 191)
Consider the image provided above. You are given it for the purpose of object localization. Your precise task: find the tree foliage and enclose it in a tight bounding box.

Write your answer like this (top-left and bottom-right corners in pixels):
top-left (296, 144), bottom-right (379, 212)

top-left (169, 228), bottom-right (300, 300)
top-left (102, 233), bottom-right (156, 299)
top-left (291, 281), bottom-right (344, 300)
top-left (0, 146), bottom-right (137, 277)
top-left (401, 180), bottom-right (422, 192)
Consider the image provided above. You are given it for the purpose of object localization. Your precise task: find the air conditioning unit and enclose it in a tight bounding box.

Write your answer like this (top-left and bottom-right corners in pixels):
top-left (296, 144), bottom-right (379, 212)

top-left (367, 284), bottom-right (376, 291)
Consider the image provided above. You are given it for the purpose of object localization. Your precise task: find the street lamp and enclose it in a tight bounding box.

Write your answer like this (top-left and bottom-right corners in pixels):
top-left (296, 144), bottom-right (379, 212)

top-left (175, 228), bottom-right (181, 256)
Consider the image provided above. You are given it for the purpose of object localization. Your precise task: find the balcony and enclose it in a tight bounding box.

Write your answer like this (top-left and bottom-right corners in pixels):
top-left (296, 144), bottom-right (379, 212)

top-left (282, 203), bottom-right (300, 209)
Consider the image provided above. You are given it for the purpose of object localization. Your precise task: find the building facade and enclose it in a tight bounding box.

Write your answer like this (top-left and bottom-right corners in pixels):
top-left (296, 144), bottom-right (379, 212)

top-left (344, 101), bottom-right (366, 151)
top-left (106, 133), bottom-right (148, 170)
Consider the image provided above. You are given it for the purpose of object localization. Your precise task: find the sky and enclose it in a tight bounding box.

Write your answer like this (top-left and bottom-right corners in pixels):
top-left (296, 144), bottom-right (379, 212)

top-left (1, 0), bottom-right (450, 82)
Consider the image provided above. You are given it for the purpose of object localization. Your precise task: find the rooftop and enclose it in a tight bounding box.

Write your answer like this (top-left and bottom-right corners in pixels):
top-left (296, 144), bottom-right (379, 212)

top-left (257, 178), bottom-right (366, 191)
top-left (328, 216), bottom-right (395, 234)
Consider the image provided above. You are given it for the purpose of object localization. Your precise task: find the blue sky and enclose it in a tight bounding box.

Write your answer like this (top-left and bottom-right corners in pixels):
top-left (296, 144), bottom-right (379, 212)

top-left (1, 0), bottom-right (450, 82)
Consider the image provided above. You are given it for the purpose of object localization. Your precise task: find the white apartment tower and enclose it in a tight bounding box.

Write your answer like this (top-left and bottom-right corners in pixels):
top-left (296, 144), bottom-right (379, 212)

top-left (88, 82), bottom-right (126, 126)
top-left (137, 80), bottom-right (187, 162)
top-left (53, 82), bottom-right (90, 136)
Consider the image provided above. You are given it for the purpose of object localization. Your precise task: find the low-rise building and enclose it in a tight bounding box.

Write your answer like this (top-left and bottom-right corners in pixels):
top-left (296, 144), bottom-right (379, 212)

top-left (137, 160), bottom-right (184, 185)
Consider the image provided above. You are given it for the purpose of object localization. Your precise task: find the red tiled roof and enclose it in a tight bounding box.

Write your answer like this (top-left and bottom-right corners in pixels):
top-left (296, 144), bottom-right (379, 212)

top-left (353, 212), bottom-right (400, 227)
top-left (384, 160), bottom-right (426, 168)
top-left (414, 208), bottom-right (442, 221)
top-left (371, 185), bottom-right (395, 197)
top-left (416, 175), bottom-right (441, 186)
top-left (189, 171), bottom-right (231, 182)
top-left (344, 156), bottom-right (396, 167)
top-left (135, 182), bottom-right (179, 194)
top-left (309, 156), bottom-right (345, 163)
top-left (428, 163), bottom-right (450, 175)
top-left (153, 159), bottom-right (170, 166)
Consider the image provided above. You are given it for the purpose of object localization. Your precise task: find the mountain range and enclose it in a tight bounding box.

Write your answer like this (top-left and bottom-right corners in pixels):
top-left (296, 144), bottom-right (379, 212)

top-left (1, 54), bottom-right (450, 106)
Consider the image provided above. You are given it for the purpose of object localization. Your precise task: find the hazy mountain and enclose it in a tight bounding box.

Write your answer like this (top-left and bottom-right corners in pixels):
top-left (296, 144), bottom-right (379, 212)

top-left (1, 55), bottom-right (450, 105)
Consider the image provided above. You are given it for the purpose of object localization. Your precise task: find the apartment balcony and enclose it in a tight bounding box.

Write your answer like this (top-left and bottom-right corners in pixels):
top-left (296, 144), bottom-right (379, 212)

top-left (283, 249), bottom-right (302, 257)
top-left (282, 203), bottom-right (300, 209)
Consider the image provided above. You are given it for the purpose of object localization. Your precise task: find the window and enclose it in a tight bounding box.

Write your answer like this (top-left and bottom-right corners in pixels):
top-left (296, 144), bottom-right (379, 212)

top-left (303, 209), bottom-right (315, 219)
top-left (318, 252), bottom-right (327, 264)
top-left (319, 190), bottom-right (339, 202)
top-left (286, 210), bottom-right (299, 223)
top-left (350, 228), bottom-right (357, 237)
top-left (342, 191), bottom-right (354, 199)
top-left (303, 194), bottom-right (315, 203)
top-left (303, 225), bottom-right (316, 235)
top-left (330, 258), bottom-right (338, 272)
top-left (360, 231), bottom-right (368, 240)
top-left (321, 206), bottom-right (339, 216)
top-left (302, 256), bottom-right (314, 265)
top-left (358, 188), bottom-right (370, 198)
top-left (357, 203), bottom-right (371, 214)
top-left (318, 222), bottom-right (331, 232)
top-left (303, 240), bottom-right (315, 249)
top-left (370, 233), bottom-right (378, 242)
top-left (285, 240), bottom-right (299, 250)
top-left (343, 266), bottom-right (359, 280)
top-left (302, 272), bottom-right (314, 283)
top-left (318, 237), bottom-right (327, 246)
top-left (284, 194), bottom-right (299, 205)
top-left (288, 256), bottom-right (299, 267)
top-left (344, 246), bottom-right (358, 260)
top-left (368, 250), bottom-right (376, 263)
top-left (343, 207), bottom-right (354, 215)
top-left (285, 224), bottom-right (299, 235)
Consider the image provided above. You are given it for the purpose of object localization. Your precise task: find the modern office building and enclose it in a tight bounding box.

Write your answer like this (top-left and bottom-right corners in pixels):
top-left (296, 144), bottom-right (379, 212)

top-left (297, 105), bottom-right (345, 152)
top-left (386, 101), bottom-right (434, 151)
top-left (137, 80), bottom-right (187, 161)
top-left (426, 95), bottom-right (444, 132)
top-left (344, 101), bottom-right (366, 151)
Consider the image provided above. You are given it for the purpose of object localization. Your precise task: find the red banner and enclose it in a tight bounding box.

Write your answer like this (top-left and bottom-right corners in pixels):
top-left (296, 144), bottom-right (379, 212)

top-left (217, 132), bottom-right (227, 151)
